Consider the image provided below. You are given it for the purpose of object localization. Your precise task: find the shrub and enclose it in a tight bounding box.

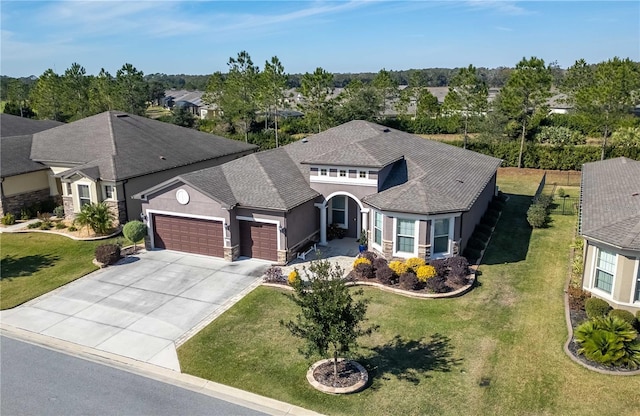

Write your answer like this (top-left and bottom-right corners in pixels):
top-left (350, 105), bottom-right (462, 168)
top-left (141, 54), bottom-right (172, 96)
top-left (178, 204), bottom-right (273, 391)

top-left (463, 247), bottom-right (481, 263)
top-left (20, 209), bottom-right (30, 221)
top-left (430, 258), bottom-right (448, 278)
top-left (405, 257), bottom-right (426, 272)
top-left (399, 272), bottom-right (419, 290)
top-left (447, 256), bottom-right (469, 282)
top-left (360, 251), bottom-right (376, 263)
top-left (376, 265), bottom-right (395, 285)
top-left (475, 223), bottom-right (493, 235)
top-left (567, 286), bottom-right (591, 311)
top-left (575, 316), bottom-right (640, 369)
top-left (388, 260), bottom-right (409, 276)
top-left (39, 221), bottom-right (52, 230)
top-left (353, 257), bottom-right (372, 269)
top-left (585, 297), bottom-right (612, 319)
top-left (466, 237), bottom-right (486, 251)
top-left (489, 199), bottom-right (505, 212)
top-left (480, 214), bottom-right (497, 227)
top-left (537, 194), bottom-right (554, 210)
top-left (474, 231), bottom-right (491, 243)
top-left (263, 266), bottom-right (286, 284)
top-left (27, 221), bottom-right (43, 229)
top-left (355, 262), bottom-right (375, 279)
top-left (416, 265), bottom-right (436, 282)
top-left (372, 257), bottom-right (388, 271)
top-left (527, 204), bottom-right (547, 228)
top-left (53, 205), bottom-right (65, 218)
top-left (74, 202), bottom-right (115, 235)
top-left (123, 220), bottom-right (147, 248)
top-left (288, 270), bottom-right (300, 286)
top-left (425, 275), bottom-right (449, 293)
top-left (609, 309), bottom-right (637, 327)
top-left (68, 225), bottom-right (78, 232)
top-left (55, 221), bottom-right (67, 229)
top-left (1, 213), bottom-right (16, 225)
top-left (95, 244), bottom-right (121, 266)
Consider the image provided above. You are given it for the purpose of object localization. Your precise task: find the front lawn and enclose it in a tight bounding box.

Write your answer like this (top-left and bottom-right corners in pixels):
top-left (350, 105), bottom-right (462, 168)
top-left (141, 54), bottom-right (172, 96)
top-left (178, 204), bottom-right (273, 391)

top-left (0, 233), bottom-right (118, 309)
top-left (178, 169), bottom-right (640, 415)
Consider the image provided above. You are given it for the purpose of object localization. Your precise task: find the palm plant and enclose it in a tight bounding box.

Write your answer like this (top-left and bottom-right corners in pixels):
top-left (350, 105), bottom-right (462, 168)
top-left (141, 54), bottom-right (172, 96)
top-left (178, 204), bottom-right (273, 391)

top-left (575, 316), bottom-right (640, 369)
top-left (73, 202), bottom-right (115, 235)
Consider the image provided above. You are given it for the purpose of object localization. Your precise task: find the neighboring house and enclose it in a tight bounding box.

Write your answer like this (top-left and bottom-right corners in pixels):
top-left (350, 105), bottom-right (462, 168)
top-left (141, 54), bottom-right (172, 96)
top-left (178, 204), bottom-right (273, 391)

top-left (0, 114), bottom-right (63, 216)
top-left (29, 111), bottom-right (257, 223)
top-left (580, 157), bottom-right (640, 313)
top-left (134, 120), bottom-right (501, 264)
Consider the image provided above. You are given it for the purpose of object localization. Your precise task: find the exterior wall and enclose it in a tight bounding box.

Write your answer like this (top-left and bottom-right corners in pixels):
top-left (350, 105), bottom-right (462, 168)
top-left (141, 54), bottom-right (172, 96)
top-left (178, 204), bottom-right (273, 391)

top-left (2, 171), bottom-right (50, 196)
top-left (283, 200), bottom-right (318, 253)
top-left (0, 188), bottom-right (51, 217)
top-left (309, 182), bottom-right (377, 202)
top-left (460, 172), bottom-right (497, 251)
top-left (582, 240), bottom-right (640, 313)
top-left (124, 150), bottom-right (255, 221)
top-left (376, 162), bottom-right (396, 191)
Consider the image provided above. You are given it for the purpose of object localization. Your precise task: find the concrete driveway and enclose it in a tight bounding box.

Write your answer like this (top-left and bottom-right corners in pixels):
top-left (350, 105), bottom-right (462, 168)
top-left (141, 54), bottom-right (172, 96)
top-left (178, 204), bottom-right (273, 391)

top-left (0, 250), bottom-right (268, 371)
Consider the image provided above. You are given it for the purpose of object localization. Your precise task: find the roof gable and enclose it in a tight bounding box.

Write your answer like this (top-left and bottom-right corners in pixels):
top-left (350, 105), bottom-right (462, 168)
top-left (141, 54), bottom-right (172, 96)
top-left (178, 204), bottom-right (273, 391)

top-left (0, 114), bottom-right (63, 137)
top-left (1, 135), bottom-right (48, 177)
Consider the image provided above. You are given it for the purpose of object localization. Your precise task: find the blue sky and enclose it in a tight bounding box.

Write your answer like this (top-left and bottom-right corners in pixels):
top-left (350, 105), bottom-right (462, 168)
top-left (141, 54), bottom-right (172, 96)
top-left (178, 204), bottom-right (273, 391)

top-left (1, 1), bottom-right (638, 77)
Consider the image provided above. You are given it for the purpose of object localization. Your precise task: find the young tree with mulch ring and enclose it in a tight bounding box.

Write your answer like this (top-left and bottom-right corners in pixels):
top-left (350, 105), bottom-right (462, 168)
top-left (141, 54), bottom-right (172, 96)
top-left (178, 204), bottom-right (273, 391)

top-left (281, 259), bottom-right (378, 385)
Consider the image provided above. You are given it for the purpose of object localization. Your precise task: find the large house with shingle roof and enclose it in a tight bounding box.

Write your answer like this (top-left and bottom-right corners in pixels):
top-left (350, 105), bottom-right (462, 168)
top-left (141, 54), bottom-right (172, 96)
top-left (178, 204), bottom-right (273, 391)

top-left (1, 114), bottom-right (64, 216)
top-left (134, 120), bottom-right (501, 264)
top-left (29, 111), bottom-right (257, 223)
top-left (580, 157), bottom-right (640, 312)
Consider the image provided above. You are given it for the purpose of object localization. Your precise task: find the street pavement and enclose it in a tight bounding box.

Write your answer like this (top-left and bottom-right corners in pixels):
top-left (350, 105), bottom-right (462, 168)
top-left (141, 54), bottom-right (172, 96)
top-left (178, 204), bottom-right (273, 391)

top-left (1, 335), bottom-right (269, 416)
top-left (0, 250), bottom-right (269, 370)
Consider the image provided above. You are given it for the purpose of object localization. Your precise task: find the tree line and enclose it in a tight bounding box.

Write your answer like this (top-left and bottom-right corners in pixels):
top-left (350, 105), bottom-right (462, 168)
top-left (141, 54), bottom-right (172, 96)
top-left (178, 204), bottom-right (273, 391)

top-left (2, 54), bottom-right (639, 167)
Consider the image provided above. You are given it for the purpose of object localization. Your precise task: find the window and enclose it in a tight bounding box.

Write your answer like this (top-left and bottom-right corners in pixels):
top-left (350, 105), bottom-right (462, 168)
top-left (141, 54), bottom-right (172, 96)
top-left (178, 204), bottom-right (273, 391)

top-left (396, 218), bottom-right (415, 254)
top-left (320, 168), bottom-right (328, 176)
top-left (359, 171), bottom-right (367, 179)
top-left (65, 183), bottom-right (72, 196)
top-left (374, 212), bottom-right (383, 246)
top-left (104, 185), bottom-right (115, 200)
top-left (339, 170), bottom-right (347, 177)
top-left (331, 196), bottom-right (346, 227)
top-left (594, 248), bottom-right (616, 294)
top-left (433, 218), bottom-right (450, 255)
top-left (77, 184), bottom-right (91, 207)
top-left (635, 261), bottom-right (640, 302)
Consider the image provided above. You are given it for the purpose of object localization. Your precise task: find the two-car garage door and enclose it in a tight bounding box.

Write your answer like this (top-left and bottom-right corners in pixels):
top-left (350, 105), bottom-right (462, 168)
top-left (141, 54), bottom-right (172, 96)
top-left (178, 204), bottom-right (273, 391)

top-left (152, 214), bottom-right (277, 262)
top-left (153, 214), bottom-right (224, 258)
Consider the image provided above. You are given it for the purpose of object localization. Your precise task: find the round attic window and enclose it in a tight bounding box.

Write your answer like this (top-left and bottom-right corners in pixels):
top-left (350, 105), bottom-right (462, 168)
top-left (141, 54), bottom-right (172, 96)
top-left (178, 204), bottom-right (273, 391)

top-left (176, 189), bottom-right (190, 205)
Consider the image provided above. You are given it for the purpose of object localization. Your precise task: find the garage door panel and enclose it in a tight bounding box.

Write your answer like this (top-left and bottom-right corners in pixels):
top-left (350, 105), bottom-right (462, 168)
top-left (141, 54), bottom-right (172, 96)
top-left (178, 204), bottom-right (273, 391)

top-left (239, 221), bottom-right (277, 261)
top-left (153, 214), bottom-right (223, 258)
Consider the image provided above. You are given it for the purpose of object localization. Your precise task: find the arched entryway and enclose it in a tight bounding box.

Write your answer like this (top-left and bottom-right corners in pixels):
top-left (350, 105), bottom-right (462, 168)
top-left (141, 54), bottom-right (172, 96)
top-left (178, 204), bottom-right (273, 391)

top-left (315, 191), bottom-right (369, 245)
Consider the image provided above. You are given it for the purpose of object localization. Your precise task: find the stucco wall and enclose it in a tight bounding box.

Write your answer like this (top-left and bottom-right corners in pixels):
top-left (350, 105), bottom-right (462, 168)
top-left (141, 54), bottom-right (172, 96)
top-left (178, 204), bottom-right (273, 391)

top-left (310, 182), bottom-right (377, 202)
top-left (141, 181), bottom-right (229, 220)
top-left (2, 171), bottom-right (50, 196)
top-left (460, 172), bottom-right (497, 250)
top-left (284, 200), bottom-right (318, 250)
top-left (582, 240), bottom-right (640, 312)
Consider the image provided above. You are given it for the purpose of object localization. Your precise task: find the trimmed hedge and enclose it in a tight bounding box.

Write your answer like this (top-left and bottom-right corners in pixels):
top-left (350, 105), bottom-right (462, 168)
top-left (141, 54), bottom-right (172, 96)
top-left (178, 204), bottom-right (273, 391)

top-left (585, 297), bottom-right (612, 319)
top-left (95, 244), bottom-right (121, 266)
top-left (609, 309), bottom-right (637, 327)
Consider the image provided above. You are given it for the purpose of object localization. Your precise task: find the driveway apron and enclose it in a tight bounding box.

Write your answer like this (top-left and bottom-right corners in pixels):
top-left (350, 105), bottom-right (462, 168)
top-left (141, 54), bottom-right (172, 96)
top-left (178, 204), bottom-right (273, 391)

top-left (0, 250), bottom-right (268, 371)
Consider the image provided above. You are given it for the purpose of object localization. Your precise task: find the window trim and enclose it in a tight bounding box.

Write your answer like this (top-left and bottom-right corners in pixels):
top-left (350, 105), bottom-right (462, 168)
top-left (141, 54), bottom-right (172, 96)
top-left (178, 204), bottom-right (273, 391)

top-left (372, 211), bottom-right (383, 249)
top-left (430, 216), bottom-right (454, 259)
top-left (77, 184), bottom-right (91, 208)
top-left (103, 184), bottom-right (116, 201)
top-left (392, 217), bottom-right (418, 258)
top-left (592, 247), bottom-right (616, 295)
top-left (633, 258), bottom-right (640, 303)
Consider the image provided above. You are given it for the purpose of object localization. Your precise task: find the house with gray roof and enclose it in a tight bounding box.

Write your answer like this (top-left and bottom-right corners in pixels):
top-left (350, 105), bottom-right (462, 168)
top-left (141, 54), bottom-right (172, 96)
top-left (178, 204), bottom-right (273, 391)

top-left (580, 157), bottom-right (640, 312)
top-left (29, 111), bottom-right (257, 223)
top-left (0, 114), bottom-right (63, 216)
top-left (134, 120), bottom-right (501, 264)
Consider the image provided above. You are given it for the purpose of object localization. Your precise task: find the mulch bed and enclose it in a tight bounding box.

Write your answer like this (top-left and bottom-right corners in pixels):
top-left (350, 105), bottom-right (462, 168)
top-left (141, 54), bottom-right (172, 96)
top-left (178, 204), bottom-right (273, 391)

top-left (313, 360), bottom-right (363, 388)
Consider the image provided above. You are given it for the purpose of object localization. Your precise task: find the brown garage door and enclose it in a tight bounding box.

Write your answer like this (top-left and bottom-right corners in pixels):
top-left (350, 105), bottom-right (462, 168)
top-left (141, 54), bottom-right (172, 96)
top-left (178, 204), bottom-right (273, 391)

top-left (153, 214), bottom-right (224, 258)
top-left (239, 221), bottom-right (278, 261)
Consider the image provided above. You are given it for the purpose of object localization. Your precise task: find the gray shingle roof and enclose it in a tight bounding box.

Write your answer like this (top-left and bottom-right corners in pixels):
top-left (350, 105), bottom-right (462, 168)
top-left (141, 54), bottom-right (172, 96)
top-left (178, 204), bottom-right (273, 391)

top-left (1, 135), bottom-right (48, 177)
top-left (580, 157), bottom-right (640, 251)
top-left (0, 114), bottom-right (63, 137)
top-left (164, 120), bottom-right (500, 214)
top-left (30, 111), bottom-right (256, 181)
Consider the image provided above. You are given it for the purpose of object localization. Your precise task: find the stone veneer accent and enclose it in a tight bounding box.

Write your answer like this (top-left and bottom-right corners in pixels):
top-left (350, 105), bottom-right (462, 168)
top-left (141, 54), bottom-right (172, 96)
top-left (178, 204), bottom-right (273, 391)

top-left (418, 244), bottom-right (429, 260)
top-left (62, 195), bottom-right (75, 219)
top-left (104, 199), bottom-right (127, 225)
top-left (224, 244), bottom-right (240, 261)
top-left (277, 250), bottom-right (288, 265)
top-left (382, 240), bottom-right (393, 259)
top-left (1, 189), bottom-right (52, 217)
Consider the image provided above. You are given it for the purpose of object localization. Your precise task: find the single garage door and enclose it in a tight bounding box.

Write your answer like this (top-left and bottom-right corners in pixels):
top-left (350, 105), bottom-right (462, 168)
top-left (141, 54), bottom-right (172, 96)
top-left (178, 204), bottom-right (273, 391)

top-left (239, 221), bottom-right (278, 261)
top-left (153, 214), bottom-right (224, 258)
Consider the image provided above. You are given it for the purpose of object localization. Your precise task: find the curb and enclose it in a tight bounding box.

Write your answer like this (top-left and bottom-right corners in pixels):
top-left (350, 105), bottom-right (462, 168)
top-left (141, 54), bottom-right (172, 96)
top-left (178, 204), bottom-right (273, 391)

top-left (0, 324), bottom-right (324, 416)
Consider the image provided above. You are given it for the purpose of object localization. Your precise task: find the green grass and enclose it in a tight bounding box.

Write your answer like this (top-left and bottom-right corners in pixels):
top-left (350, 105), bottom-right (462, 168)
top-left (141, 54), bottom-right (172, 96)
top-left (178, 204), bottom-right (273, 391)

top-left (178, 169), bottom-right (640, 415)
top-left (0, 233), bottom-right (118, 309)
